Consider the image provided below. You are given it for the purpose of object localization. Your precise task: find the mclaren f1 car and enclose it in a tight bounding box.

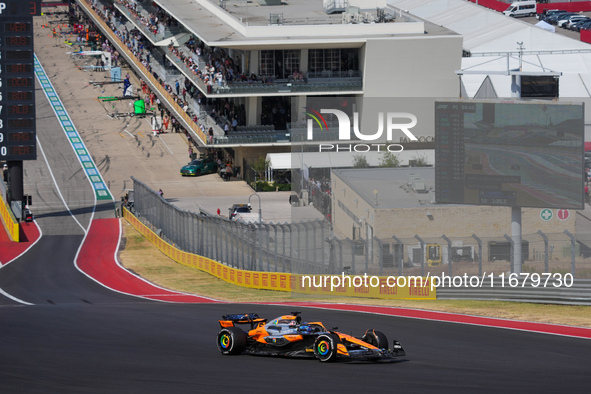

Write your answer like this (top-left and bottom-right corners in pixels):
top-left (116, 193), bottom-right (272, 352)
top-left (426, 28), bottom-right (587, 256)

top-left (216, 312), bottom-right (405, 362)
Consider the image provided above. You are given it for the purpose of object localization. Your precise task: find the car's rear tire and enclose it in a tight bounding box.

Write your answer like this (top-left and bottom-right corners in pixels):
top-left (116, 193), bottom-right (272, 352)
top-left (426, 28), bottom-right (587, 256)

top-left (217, 327), bottom-right (247, 355)
top-left (314, 334), bottom-right (340, 362)
top-left (362, 329), bottom-right (389, 349)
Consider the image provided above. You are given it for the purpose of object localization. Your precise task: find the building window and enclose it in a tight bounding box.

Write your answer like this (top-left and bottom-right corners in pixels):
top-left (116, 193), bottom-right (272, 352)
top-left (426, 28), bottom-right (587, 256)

top-left (260, 50), bottom-right (301, 79)
top-left (308, 49), bottom-right (324, 74)
top-left (307, 48), bottom-right (359, 77)
top-left (260, 50), bottom-right (275, 77)
top-left (283, 49), bottom-right (300, 78)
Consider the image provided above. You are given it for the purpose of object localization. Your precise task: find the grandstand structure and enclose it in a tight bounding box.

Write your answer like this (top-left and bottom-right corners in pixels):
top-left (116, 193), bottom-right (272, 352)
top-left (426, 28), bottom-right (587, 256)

top-left (75, 0), bottom-right (462, 167)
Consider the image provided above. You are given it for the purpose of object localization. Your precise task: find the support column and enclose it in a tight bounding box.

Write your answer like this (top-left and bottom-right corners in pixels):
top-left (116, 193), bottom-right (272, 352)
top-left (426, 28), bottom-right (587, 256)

top-left (249, 50), bottom-right (259, 75)
top-left (247, 96), bottom-right (259, 125)
top-left (7, 161), bottom-right (23, 202)
top-left (300, 49), bottom-right (308, 74)
top-left (511, 74), bottom-right (521, 98)
top-left (512, 206), bottom-right (522, 274)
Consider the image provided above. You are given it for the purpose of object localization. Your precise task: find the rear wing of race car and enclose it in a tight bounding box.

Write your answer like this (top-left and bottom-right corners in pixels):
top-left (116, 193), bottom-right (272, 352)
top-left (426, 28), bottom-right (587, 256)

top-left (219, 313), bottom-right (267, 329)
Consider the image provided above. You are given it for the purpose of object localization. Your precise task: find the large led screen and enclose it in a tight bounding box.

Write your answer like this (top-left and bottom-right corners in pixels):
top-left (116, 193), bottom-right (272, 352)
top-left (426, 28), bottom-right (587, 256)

top-left (435, 100), bottom-right (584, 209)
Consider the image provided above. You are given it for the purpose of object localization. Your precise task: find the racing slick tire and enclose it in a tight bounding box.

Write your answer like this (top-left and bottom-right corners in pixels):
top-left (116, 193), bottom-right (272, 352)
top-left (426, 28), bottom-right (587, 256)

top-left (314, 334), bottom-right (340, 362)
top-left (217, 327), bottom-right (247, 355)
top-left (362, 329), bottom-right (389, 349)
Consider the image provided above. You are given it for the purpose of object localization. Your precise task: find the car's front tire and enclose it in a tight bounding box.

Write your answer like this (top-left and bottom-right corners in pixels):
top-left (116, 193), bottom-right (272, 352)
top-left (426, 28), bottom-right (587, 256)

top-left (314, 334), bottom-right (340, 362)
top-left (362, 329), bottom-right (389, 349)
top-left (217, 327), bottom-right (247, 355)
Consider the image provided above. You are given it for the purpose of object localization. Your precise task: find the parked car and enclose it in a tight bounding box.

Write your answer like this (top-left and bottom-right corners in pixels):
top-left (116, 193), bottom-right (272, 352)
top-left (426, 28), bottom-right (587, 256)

top-left (545, 11), bottom-right (574, 25)
top-left (574, 20), bottom-right (591, 32)
top-left (537, 9), bottom-right (565, 21)
top-left (546, 12), bottom-right (574, 25)
top-left (560, 15), bottom-right (588, 29)
top-left (503, 1), bottom-right (537, 18)
top-left (180, 157), bottom-right (217, 176)
top-left (228, 203), bottom-right (251, 220)
top-left (569, 18), bottom-right (591, 31)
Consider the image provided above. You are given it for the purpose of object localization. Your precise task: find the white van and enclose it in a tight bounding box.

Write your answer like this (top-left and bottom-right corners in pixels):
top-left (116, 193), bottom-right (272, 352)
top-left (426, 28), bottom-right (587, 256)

top-left (503, 1), bottom-right (537, 18)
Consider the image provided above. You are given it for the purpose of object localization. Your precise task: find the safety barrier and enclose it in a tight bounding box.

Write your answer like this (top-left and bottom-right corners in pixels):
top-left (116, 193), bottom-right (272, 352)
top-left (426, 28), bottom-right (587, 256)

top-left (124, 206), bottom-right (291, 292)
top-left (122, 207), bottom-right (435, 299)
top-left (438, 279), bottom-right (591, 305)
top-left (0, 192), bottom-right (18, 242)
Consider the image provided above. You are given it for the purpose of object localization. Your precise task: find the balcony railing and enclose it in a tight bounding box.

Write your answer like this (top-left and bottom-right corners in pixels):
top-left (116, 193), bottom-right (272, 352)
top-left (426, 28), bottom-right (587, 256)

top-left (212, 129), bottom-right (350, 145)
top-left (114, 1), bottom-right (184, 44)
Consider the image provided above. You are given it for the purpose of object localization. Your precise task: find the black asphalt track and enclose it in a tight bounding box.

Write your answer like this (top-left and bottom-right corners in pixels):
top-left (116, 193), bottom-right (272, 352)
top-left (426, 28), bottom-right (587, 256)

top-left (1, 302), bottom-right (590, 393)
top-left (0, 68), bottom-right (589, 394)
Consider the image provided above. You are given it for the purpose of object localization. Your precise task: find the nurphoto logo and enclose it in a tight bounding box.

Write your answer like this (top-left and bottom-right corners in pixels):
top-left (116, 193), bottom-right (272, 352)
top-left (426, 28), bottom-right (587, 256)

top-left (304, 107), bottom-right (418, 152)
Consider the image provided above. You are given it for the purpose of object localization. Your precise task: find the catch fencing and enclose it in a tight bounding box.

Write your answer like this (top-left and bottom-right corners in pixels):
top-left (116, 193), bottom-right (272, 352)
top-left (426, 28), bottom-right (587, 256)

top-left (131, 177), bottom-right (331, 274)
top-left (130, 177), bottom-right (591, 280)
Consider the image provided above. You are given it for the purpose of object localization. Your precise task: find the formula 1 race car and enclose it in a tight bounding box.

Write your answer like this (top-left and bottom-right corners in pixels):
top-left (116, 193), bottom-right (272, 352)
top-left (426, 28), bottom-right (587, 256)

top-left (216, 312), bottom-right (405, 362)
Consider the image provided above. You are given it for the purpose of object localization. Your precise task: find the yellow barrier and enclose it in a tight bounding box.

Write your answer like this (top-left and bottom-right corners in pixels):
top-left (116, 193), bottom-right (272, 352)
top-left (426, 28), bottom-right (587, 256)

top-left (78, 0), bottom-right (208, 145)
top-left (292, 274), bottom-right (435, 300)
top-left (0, 193), bottom-right (19, 242)
top-left (123, 208), bottom-right (435, 299)
top-left (123, 208), bottom-right (291, 292)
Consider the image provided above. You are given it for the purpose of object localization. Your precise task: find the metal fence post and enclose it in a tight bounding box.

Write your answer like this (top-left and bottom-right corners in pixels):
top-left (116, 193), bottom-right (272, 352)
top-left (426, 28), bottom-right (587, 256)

top-left (320, 221), bottom-right (325, 270)
top-left (238, 221), bottom-right (243, 269)
top-left (274, 224), bottom-right (278, 271)
top-left (288, 223), bottom-right (293, 273)
top-left (191, 214), bottom-right (197, 254)
top-left (537, 230), bottom-right (549, 273)
top-left (415, 235), bottom-right (425, 277)
top-left (336, 238), bottom-right (343, 274)
top-left (297, 222), bottom-right (303, 273)
top-left (216, 217), bottom-right (221, 261)
top-left (348, 238), bottom-right (356, 275)
top-left (305, 222), bottom-right (310, 264)
top-left (472, 233), bottom-right (482, 276)
top-left (281, 223), bottom-right (287, 272)
top-left (564, 230), bottom-right (576, 276)
top-left (225, 220), bottom-right (229, 265)
top-left (375, 237), bottom-right (384, 276)
top-left (392, 235), bottom-right (403, 276)
top-left (199, 214), bottom-right (204, 256)
top-left (442, 234), bottom-right (453, 276)
top-left (250, 223), bottom-right (256, 271)
top-left (504, 234), bottom-right (514, 273)
top-left (265, 224), bottom-right (271, 272)
top-left (326, 237), bottom-right (335, 274)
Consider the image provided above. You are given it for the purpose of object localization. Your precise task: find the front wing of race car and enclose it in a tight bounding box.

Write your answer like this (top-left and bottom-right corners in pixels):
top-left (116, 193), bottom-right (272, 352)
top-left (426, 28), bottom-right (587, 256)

top-left (341, 339), bottom-right (406, 361)
top-left (331, 331), bottom-right (406, 361)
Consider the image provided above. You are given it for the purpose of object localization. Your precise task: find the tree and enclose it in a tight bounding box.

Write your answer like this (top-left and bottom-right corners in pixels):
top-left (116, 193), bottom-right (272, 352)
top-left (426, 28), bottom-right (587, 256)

top-left (410, 154), bottom-right (429, 167)
top-left (352, 154), bottom-right (370, 168)
top-left (251, 155), bottom-right (270, 179)
top-left (379, 151), bottom-right (400, 168)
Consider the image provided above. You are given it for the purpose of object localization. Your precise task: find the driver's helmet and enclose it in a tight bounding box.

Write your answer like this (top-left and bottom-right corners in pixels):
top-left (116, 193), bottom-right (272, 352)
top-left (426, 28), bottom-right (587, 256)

top-left (297, 323), bottom-right (314, 334)
top-left (266, 317), bottom-right (299, 335)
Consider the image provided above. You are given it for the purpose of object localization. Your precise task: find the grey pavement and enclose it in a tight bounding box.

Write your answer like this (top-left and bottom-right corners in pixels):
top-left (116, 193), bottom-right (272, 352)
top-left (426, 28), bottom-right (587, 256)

top-left (171, 190), bottom-right (323, 223)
